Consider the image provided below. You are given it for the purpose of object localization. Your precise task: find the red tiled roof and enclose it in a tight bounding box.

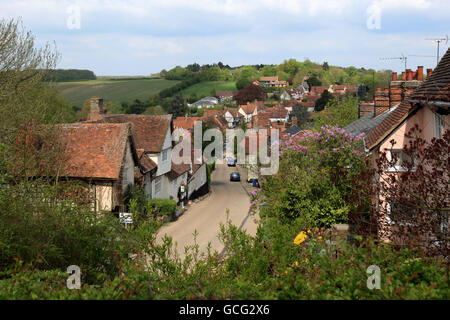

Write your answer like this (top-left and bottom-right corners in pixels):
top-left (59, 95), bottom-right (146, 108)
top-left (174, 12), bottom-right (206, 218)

top-left (173, 117), bottom-right (202, 131)
top-left (240, 104), bottom-right (256, 114)
top-left (299, 101), bottom-right (316, 108)
top-left (202, 109), bottom-right (224, 119)
top-left (310, 86), bottom-right (329, 94)
top-left (58, 123), bottom-right (133, 180)
top-left (333, 84), bottom-right (357, 92)
top-left (99, 114), bottom-right (172, 154)
top-left (411, 48), bottom-right (450, 103)
top-left (260, 76), bottom-right (278, 82)
top-left (365, 100), bottom-right (415, 150)
top-left (252, 113), bottom-right (271, 128)
top-left (226, 109), bottom-right (241, 117)
top-left (266, 107), bottom-right (288, 119)
top-left (365, 48), bottom-right (450, 151)
top-left (137, 149), bottom-right (157, 174)
top-left (216, 91), bottom-right (234, 97)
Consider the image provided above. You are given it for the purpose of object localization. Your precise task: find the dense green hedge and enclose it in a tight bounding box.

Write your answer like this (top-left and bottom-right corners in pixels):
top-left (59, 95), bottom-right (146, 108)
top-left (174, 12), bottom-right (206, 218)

top-left (0, 218), bottom-right (448, 299)
top-left (146, 199), bottom-right (177, 217)
top-left (42, 69), bottom-right (96, 82)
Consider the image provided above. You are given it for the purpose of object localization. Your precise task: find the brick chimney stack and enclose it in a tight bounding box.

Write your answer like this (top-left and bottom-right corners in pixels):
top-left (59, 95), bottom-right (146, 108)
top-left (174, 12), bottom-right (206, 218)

top-left (374, 87), bottom-right (389, 117)
top-left (417, 66), bottom-right (423, 81)
top-left (401, 72), bottom-right (406, 81)
top-left (406, 69), bottom-right (413, 81)
top-left (426, 68), bottom-right (433, 77)
top-left (392, 72), bottom-right (397, 81)
top-left (88, 97), bottom-right (105, 121)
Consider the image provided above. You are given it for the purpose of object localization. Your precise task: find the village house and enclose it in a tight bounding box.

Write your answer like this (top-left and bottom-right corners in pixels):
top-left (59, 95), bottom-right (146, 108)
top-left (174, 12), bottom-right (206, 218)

top-left (188, 96), bottom-right (219, 109)
top-left (215, 91), bottom-right (235, 104)
top-left (309, 85), bottom-right (330, 96)
top-left (238, 101), bottom-right (265, 124)
top-left (87, 100), bottom-right (177, 200)
top-left (346, 50), bottom-right (450, 243)
top-left (259, 76), bottom-right (287, 87)
top-left (134, 149), bottom-right (158, 198)
top-left (266, 106), bottom-right (289, 123)
top-left (290, 80), bottom-right (310, 100)
top-left (56, 122), bottom-right (141, 213)
top-left (187, 148), bottom-right (208, 199)
top-left (330, 84), bottom-right (358, 96)
top-left (224, 108), bottom-right (242, 128)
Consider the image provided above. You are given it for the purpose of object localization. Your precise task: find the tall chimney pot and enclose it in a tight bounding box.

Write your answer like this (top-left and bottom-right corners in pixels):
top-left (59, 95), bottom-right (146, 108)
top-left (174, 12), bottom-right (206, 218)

top-left (392, 72), bottom-right (397, 81)
top-left (406, 69), bottom-right (413, 81)
top-left (417, 66), bottom-right (423, 81)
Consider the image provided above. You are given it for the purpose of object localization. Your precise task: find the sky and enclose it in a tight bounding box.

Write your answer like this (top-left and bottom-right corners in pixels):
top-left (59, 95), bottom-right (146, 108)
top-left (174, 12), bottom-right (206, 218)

top-left (1, 0), bottom-right (449, 75)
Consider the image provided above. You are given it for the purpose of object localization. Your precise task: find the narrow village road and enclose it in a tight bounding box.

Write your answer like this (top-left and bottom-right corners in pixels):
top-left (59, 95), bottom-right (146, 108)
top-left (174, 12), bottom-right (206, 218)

top-left (156, 161), bottom-right (258, 259)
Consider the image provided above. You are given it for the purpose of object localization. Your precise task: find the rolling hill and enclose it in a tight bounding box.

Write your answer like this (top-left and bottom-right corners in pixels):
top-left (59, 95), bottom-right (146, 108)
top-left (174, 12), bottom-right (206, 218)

top-left (180, 81), bottom-right (237, 98)
top-left (53, 78), bottom-right (180, 108)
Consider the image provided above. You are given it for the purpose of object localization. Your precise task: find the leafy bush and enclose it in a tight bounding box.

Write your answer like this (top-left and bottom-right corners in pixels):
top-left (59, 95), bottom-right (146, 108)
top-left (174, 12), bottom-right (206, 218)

top-left (255, 125), bottom-right (371, 227)
top-left (146, 199), bottom-right (177, 218)
top-left (0, 180), bottom-right (131, 284)
top-left (1, 218), bottom-right (448, 299)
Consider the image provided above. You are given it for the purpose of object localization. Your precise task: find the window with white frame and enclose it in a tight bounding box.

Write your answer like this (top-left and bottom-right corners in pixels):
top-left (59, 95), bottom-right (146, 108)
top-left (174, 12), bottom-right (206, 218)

top-left (386, 149), bottom-right (417, 172)
top-left (155, 176), bottom-right (162, 195)
top-left (386, 202), bottom-right (417, 226)
top-left (434, 113), bottom-right (444, 139)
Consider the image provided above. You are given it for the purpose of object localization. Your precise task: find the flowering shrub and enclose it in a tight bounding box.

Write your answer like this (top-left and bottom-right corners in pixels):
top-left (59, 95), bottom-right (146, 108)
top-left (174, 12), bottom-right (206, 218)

top-left (256, 125), bottom-right (371, 228)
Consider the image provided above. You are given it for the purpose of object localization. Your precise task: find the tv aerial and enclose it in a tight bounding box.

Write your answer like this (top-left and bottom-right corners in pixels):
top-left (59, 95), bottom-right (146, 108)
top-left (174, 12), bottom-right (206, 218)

top-left (425, 35), bottom-right (448, 65)
top-left (380, 53), bottom-right (408, 71)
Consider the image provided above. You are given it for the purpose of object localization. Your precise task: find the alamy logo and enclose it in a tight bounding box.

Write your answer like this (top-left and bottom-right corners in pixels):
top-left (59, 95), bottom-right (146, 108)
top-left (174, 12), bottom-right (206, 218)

top-left (67, 265), bottom-right (81, 289)
top-left (172, 122), bottom-right (279, 176)
top-left (66, 5), bottom-right (81, 30)
top-left (366, 265), bottom-right (381, 290)
top-left (366, 2), bottom-right (381, 30)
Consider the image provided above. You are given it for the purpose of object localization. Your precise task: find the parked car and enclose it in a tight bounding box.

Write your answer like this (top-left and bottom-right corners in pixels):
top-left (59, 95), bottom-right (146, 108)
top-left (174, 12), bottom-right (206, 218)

top-left (230, 172), bottom-right (240, 181)
top-left (227, 157), bottom-right (236, 167)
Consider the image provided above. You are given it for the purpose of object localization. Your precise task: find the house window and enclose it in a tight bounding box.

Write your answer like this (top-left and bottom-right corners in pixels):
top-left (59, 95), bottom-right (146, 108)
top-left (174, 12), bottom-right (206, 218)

top-left (386, 149), bottom-right (416, 172)
top-left (434, 113), bottom-right (444, 139)
top-left (155, 176), bottom-right (162, 195)
top-left (386, 202), bottom-right (417, 226)
top-left (162, 150), bottom-right (168, 162)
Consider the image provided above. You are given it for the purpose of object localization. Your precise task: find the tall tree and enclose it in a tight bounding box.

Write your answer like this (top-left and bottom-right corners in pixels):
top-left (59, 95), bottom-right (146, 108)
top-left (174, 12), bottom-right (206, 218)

top-left (314, 90), bottom-right (333, 112)
top-left (291, 104), bottom-right (312, 129)
top-left (233, 84), bottom-right (267, 105)
top-left (166, 96), bottom-right (186, 117)
top-left (313, 95), bottom-right (359, 129)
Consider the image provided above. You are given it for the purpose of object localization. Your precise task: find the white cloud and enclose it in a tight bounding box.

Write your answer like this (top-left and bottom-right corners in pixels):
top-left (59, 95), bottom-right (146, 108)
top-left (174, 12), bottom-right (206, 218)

top-left (1, 0), bottom-right (448, 74)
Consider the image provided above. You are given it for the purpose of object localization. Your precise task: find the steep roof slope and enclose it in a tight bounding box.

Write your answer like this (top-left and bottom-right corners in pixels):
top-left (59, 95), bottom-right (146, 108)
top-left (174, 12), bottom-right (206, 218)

top-left (59, 122), bottom-right (132, 180)
top-left (100, 114), bottom-right (172, 153)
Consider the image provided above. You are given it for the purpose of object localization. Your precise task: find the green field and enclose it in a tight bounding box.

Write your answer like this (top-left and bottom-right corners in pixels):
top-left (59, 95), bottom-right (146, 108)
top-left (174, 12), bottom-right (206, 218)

top-left (180, 81), bottom-right (237, 98)
top-left (53, 78), bottom-right (179, 108)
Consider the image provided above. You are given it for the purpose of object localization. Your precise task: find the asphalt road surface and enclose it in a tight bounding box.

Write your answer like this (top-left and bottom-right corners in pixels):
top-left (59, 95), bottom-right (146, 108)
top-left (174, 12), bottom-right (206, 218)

top-left (156, 162), bottom-right (257, 259)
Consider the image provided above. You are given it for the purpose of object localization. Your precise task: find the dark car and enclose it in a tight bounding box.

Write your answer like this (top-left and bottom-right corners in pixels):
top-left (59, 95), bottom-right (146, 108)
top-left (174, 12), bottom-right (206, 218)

top-left (230, 172), bottom-right (240, 182)
top-left (227, 157), bottom-right (236, 167)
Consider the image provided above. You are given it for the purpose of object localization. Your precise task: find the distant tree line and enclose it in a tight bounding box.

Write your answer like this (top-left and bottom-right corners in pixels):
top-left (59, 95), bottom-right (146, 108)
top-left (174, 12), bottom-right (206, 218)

top-left (42, 69), bottom-right (96, 82)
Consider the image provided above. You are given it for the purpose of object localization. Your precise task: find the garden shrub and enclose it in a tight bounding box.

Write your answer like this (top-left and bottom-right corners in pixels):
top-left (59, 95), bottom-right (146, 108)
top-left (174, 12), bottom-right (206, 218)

top-left (1, 218), bottom-right (448, 300)
top-left (0, 180), bottom-right (132, 284)
top-left (256, 125), bottom-right (371, 228)
top-left (146, 199), bottom-right (177, 219)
